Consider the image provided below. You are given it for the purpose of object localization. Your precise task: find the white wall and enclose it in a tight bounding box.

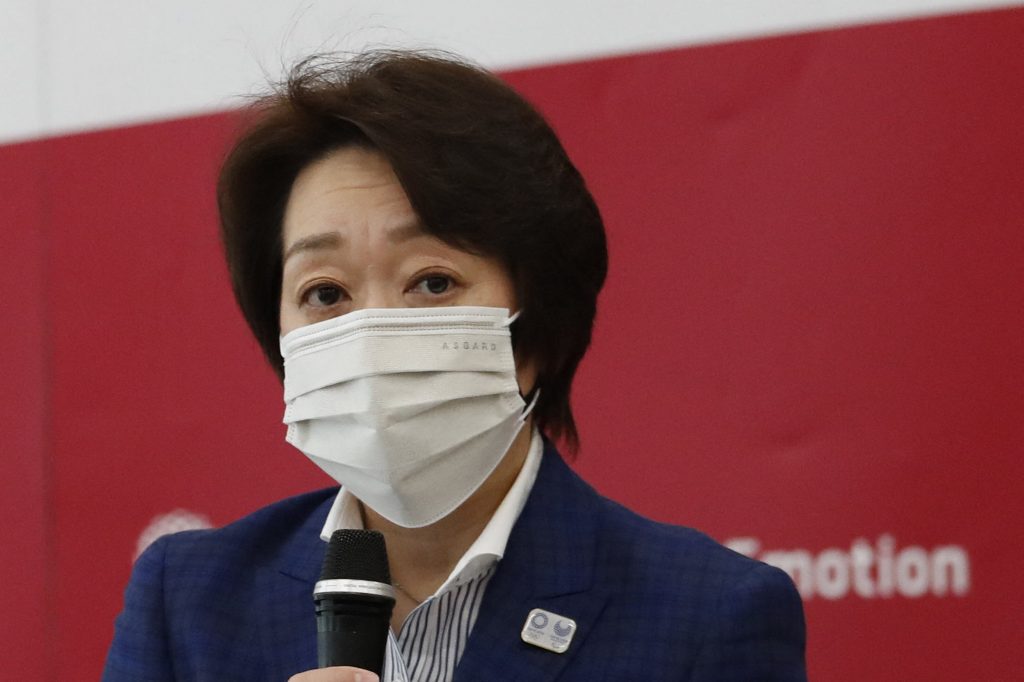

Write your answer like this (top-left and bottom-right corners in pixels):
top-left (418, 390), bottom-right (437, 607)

top-left (2, 0), bottom-right (1021, 144)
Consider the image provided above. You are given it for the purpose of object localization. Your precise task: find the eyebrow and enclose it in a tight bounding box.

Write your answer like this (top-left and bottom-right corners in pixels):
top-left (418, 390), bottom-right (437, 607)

top-left (282, 232), bottom-right (341, 265)
top-left (281, 220), bottom-right (426, 264)
top-left (386, 220), bottom-right (425, 244)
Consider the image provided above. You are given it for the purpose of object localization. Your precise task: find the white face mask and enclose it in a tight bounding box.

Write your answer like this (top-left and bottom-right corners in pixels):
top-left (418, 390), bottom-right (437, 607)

top-left (280, 306), bottom-right (536, 528)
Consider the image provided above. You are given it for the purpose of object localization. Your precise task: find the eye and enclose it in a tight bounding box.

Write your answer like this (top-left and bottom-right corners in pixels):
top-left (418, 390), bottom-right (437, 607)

top-left (410, 274), bottom-right (454, 296)
top-left (302, 283), bottom-right (346, 307)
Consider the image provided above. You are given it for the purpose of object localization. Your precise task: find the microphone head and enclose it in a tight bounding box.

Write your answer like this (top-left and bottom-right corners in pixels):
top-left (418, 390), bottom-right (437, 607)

top-left (319, 529), bottom-right (391, 584)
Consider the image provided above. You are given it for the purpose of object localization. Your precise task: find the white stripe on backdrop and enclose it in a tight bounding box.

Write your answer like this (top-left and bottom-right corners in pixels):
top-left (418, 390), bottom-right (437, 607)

top-left (2, 0), bottom-right (1022, 144)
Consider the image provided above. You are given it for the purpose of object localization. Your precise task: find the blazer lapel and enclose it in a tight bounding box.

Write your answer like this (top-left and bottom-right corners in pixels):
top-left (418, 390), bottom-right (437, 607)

top-left (455, 446), bottom-right (609, 682)
top-left (255, 490), bottom-right (337, 680)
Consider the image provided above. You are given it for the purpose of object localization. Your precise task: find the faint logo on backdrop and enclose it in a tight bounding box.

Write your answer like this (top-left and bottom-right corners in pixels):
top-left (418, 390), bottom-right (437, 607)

top-left (134, 509), bottom-right (214, 560)
top-left (725, 535), bottom-right (971, 600)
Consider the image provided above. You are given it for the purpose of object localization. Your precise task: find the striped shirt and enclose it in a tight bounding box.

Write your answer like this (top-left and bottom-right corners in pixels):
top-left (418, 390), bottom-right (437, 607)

top-left (319, 430), bottom-right (543, 682)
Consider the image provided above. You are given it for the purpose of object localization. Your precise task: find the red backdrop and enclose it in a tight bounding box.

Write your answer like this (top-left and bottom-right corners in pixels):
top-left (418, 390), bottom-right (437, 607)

top-left (3, 7), bottom-right (1022, 679)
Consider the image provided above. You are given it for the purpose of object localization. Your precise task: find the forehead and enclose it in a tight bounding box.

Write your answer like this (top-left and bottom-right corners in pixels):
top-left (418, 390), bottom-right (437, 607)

top-left (282, 146), bottom-right (416, 245)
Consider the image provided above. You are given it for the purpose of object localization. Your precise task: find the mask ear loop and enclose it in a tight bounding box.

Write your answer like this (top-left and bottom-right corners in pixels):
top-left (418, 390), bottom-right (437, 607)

top-left (505, 309), bottom-right (536, 421)
top-left (501, 305), bottom-right (536, 417)
top-left (518, 388), bottom-right (540, 423)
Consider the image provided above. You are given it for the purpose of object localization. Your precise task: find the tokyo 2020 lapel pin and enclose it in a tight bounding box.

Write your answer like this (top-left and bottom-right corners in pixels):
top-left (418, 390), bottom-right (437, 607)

top-left (520, 608), bottom-right (577, 653)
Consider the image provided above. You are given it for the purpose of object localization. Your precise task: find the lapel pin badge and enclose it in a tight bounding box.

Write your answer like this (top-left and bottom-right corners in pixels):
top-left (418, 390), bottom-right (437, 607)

top-left (520, 608), bottom-right (576, 654)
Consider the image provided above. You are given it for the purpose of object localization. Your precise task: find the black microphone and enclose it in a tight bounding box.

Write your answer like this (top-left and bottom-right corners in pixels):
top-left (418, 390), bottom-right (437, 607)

top-left (315, 529), bottom-right (396, 673)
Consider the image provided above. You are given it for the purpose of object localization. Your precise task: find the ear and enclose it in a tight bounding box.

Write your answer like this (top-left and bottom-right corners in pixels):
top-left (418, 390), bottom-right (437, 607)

top-left (514, 353), bottom-right (538, 397)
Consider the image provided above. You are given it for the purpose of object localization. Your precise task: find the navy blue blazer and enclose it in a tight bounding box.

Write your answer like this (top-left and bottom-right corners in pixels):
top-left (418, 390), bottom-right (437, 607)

top-left (104, 445), bottom-right (807, 681)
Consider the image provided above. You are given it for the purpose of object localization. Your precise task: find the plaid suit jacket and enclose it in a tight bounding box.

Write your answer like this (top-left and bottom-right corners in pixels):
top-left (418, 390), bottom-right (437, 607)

top-left (103, 443), bottom-right (807, 681)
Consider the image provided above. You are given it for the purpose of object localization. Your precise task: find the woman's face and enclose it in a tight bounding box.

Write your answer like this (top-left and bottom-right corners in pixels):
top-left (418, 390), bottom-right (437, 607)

top-left (280, 146), bottom-right (517, 333)
top-left (279, 146), bottom-right (533, 390)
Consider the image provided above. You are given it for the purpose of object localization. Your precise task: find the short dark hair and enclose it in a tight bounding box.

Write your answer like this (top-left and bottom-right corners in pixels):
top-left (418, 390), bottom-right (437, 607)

top-left (217, 50), bottom-right (607, 450)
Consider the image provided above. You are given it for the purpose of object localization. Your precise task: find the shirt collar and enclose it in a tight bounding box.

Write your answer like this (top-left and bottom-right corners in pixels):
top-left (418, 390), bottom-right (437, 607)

top-left (319, 428), bottom-right (544, 597)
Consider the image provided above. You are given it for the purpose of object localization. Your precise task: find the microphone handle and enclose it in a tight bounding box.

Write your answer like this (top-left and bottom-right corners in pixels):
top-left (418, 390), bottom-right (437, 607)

top-left (315, 592), bottom-right (394, 673)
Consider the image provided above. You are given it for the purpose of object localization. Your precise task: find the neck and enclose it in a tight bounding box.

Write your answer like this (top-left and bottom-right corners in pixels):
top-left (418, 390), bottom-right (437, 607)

top-left (362, 422), bottom-right (534, 602)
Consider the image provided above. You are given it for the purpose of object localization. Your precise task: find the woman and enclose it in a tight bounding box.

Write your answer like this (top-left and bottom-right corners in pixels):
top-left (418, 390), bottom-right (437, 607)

top-left (104, 50), bottom-right (806, 682)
